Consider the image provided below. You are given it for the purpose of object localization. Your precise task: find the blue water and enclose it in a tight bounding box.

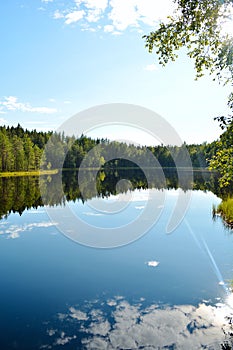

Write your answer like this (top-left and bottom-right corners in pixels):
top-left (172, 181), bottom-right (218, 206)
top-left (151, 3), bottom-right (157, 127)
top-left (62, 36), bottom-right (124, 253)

top-left (0, 188), bottom-right (232, 349)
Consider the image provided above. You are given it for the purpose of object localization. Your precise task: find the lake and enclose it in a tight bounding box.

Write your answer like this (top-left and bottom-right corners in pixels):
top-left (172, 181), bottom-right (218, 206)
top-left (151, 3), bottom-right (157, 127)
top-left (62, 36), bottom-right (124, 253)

top-left (0, 170), bottom-right (233, 349)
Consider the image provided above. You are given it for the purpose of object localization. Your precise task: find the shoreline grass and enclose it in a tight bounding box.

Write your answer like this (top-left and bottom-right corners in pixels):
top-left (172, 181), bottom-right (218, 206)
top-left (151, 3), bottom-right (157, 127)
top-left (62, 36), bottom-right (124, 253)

top-left (0, 169), bottom-right (59, 177)
top-left (216, 197), bottom-right (233, 228)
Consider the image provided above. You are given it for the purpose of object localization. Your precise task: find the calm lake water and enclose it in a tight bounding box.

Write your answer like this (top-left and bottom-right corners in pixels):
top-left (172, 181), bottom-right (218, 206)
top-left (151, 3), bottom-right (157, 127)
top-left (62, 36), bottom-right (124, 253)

top-left (0, 170), bottom-right (233, 349)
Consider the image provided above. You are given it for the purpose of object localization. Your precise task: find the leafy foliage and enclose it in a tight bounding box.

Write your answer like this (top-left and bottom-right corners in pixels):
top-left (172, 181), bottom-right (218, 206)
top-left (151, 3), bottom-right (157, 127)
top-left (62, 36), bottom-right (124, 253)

top-left (209, 122), bottom-right (233, 186)
top-left (144, 0), bottom-right (233, 82)
top-left (144, 0), bottom-right (233, 188)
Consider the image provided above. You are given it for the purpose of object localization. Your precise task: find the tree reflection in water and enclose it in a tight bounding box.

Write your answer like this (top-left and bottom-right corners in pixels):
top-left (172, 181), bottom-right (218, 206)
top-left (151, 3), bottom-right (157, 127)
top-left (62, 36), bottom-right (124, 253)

top-left (0, 169), bottom-right (225, 220)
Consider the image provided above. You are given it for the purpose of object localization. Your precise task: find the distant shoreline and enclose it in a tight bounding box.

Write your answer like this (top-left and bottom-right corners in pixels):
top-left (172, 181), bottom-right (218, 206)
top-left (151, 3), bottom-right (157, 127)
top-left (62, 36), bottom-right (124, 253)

top-left (63, 166), bottom-right (213, 172)
top-left (0, 167), bottom-right (215, 178)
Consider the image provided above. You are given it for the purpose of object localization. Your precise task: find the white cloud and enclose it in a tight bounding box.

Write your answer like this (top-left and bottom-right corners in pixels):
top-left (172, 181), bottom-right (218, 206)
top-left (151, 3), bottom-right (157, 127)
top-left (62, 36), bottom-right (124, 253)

top-left (69, 307), bottom-right (89, 321)
top-left (87, 320), bottom-right (111, 336)
top-left (53, 10), bottom-right (64, 20)
top-left (106, 189), bottom-right (150, 202)
top-left (27, 222), bottom-right (57, 229)
top-left (54, 0), bottom-right (232, 38)
top-left (41, 0), bottom-right (53, 2)
top-left (86, 9), bottom-right (102, 23)
top-left (135, 205), bottom-right (145, 210)
top-left (57, 313), bottom-right (67, 320)
top-left (107, 299), bottom-right (117, 307)
top-left (144, 63), bottom-right (158, 71)
top-left (8, 232), bottom-right (20, 239)
top-left (49, 0), bottom-right (177, 33)
top-left (54, 332), bottom-right (77, 346)
top-left (104, 24), bottom-right (114, 32)
top-left (83, 211), bottom-right (104, 216)
top-left (56, 0), bottom-right (109, 25)
top-left (0, 221), bottom-right (57, 239)
top-left (65, 10), bottom-right (85, 25)
top-left (32, 107), bottom-right (57, 113)
top-left (47, 329), bottom-right (57, 336)
top-left (0, 96), bottom-right (57, 114)
top-left (76, 0), bottom-right (108, 12)
top-left (135, 0), bottom-right (177, 26)
top-left (147, 260), bottom-right (160, 267)
top-left (89, 309), bottom-right (104, 321)
top-left (108, 0), bottom-right (138, 31)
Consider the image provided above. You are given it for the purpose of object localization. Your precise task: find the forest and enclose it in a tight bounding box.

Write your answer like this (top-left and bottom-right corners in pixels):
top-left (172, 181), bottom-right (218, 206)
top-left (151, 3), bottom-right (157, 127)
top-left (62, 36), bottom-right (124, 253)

top-left (0, 124), bottom-right (51, 172)
top-left (0, 122), bottom-right (221, 177)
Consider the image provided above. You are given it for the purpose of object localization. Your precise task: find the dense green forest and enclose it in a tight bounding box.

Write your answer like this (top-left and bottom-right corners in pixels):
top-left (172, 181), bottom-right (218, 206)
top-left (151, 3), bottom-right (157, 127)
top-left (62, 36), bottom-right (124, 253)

top-left (0, 123), bottom-right (220, 174)
top-left (0, 124), bottom-right (52, 172)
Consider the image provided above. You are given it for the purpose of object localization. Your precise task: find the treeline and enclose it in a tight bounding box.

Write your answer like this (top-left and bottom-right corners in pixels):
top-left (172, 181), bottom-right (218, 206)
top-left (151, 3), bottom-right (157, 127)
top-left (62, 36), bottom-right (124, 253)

top-left (0, 123), bottom-right (218, 173)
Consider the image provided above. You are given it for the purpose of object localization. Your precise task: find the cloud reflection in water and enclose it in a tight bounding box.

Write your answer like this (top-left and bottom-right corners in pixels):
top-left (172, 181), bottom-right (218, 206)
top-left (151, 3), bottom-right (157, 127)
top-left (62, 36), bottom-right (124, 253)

top-left (41, 296), bottom-right (233, 349)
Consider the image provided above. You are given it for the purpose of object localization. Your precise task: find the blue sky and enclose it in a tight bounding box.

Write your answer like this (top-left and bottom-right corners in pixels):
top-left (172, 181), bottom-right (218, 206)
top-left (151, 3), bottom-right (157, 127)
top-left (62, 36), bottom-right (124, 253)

top-left (0, 0), bottom-right (232, 145)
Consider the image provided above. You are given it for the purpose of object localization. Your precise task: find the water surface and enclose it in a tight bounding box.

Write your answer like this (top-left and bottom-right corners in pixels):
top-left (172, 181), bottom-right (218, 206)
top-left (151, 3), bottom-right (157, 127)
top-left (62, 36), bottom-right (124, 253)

top-left (0, 170), bottom-right (232, 349)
